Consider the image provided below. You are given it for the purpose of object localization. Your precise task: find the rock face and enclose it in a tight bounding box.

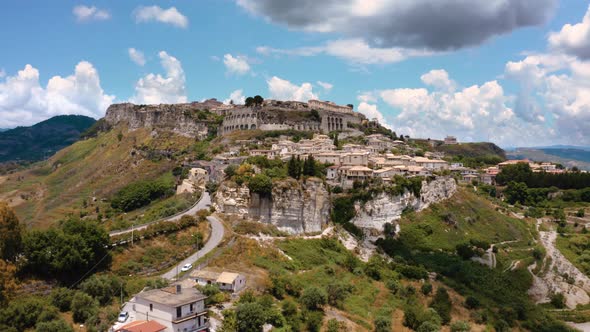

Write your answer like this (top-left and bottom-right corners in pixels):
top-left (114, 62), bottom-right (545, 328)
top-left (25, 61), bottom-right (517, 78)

top-left (105, 101), bottom-right (224, 138)
top-left (351, 177), bottom-right (457, 231)
top-left (213, 178), bottom-right (330, 234)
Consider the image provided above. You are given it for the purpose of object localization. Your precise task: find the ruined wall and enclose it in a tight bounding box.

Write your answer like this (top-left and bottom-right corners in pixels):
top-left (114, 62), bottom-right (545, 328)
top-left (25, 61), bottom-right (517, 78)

top-left (104, 102), bottom-right (217, 138)
top-left (351, 177), bottom-right (457, 231)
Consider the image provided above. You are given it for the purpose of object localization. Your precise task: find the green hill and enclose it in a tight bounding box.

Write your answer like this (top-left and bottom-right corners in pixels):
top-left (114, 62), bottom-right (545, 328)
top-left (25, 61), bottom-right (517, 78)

top-left (0, 115), bottom-right (96, 163)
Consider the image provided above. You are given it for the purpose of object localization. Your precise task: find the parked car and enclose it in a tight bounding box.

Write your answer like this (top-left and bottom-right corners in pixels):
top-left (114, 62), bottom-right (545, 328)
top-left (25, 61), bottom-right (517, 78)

top-left (118, 311), bottom-right (129, 323)
top-left (181, 263), bottom-right (193, 272)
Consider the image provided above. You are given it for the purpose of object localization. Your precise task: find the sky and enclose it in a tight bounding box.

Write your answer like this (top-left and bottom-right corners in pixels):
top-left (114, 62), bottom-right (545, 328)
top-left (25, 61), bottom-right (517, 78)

top-left (1, 0), bottom-right (590, 147)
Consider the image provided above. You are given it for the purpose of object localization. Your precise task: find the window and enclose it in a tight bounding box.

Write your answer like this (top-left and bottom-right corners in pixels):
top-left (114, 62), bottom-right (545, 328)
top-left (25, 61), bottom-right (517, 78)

top-left (150, 304), bottom-right (153, 311)
top-left (190, 303), bottom-right (194, 312)
top-left (177, 307), bottom-right (182, 318)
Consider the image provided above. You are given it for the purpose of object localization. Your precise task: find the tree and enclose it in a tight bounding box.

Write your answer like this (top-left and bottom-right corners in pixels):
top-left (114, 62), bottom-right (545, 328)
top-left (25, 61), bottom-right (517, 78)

top-left (245, 97), bottom-right (255, 107)
top-left (450, 321), bottom-right (471, 332)
top-left (236, 302), bottom-right (266, 332)
top-left (0, 296), bottom-right (47, 331)
top-left (303, 155), bottom-right (317, 176)
top-left (288, 156), bottom-right (299, 179)
top-left (0, 202), bottom-right (22, 261)
top-left (550, 293), bottom-right (566, 309)
top-left (383, 222), bottom-right (396, 238)
top-left (577, 209), bottom-right (586, 218)
top-left (456, 243), bottom-right (476, 260)
top-left (253, 95), bottom-right (264, 105)
top-left (300, 286), bottom-right (327, 311)
top-left (248, 174), bottom-right (273, 196)
top-left (225, 164), bottom-right (238, 178)
top-left (326, 319), bottom-right (344, 332)
top-left (71, 291), bottom-right (98, 323)
top-left (79, 274), bottom-right (123, 306)
top-left (504, 181), bottom-right (529, 205)
top-left (464, 296), bottom-right (480, 309)
top-left (430, 287), bottom-right (452, 324)
top-left (333, 133), bottom-right (339, 148)
top-left (219, 309), bottom-right (237, 332)
top-left (495, 163), bottom-right (533, 186)
top-left (0, 259), bottom-right (17, 304)
top-left (421, 283), bottom-right (433, 295)
top-left (22, 218), bottom-right (111, 282)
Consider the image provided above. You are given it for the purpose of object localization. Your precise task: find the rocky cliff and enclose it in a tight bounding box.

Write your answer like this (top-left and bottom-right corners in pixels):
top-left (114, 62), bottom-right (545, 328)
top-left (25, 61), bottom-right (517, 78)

top-left (351, 177), bottom-right (457, 231)
top-left (213, 178), bottom-right (330, 234)
top-left (104, 100), bottom-right (225, 138)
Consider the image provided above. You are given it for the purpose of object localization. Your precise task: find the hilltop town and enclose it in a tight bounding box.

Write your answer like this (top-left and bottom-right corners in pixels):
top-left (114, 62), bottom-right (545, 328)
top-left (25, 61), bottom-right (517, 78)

top-left (1, 97), bottom-right (590, 332)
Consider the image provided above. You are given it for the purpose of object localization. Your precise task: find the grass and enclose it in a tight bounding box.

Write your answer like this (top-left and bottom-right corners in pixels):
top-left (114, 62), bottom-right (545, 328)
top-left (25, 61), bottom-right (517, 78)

top-left (0, 127), bottom-right (196, 228)
top-left (398, 188), bottom-right (533, 252)
top-left (556, 233), bottom-right (590, 276)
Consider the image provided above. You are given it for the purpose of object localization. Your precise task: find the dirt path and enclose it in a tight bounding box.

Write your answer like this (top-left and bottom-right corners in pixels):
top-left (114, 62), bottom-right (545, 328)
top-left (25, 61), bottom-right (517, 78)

top-left (528, 220), bottom-right (590, 308)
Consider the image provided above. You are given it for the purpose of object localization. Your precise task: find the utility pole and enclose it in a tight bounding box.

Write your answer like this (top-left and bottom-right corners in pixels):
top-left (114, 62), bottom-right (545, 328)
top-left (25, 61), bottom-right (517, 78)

top-left (131, 221), bottom-right (135, 247)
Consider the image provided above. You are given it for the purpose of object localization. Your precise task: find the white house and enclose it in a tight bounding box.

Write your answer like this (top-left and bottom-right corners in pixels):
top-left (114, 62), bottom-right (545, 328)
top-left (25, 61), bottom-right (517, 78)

top-left (132, 284), bottom-right (209, 332)
top-left (216, 272), bottom-right (247, 292)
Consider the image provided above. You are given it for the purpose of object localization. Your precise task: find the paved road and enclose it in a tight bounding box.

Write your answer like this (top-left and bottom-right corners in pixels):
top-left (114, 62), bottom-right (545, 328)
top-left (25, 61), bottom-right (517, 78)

top-left (109, 192), bottom-right (211, 237)
top-left (161, 214), bottom-right (224, 280)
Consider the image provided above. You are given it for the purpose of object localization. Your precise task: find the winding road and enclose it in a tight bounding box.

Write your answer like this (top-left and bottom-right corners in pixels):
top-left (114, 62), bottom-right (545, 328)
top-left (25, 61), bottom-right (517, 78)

top-left (161, 214), bottom-right (225, 280)
top-left (109, 192), bottom-right (212, 237)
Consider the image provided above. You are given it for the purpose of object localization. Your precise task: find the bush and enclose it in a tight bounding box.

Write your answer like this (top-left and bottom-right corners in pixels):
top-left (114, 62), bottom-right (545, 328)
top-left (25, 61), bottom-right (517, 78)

top-left (248, 174), bottom-right (273, 196)
top-left (417, 320), bottom-right (441, 332)
top-left (71, 292), bottom-right (98, 323)
top-left (305, 310), bottom-right (324, 332)
top-left (464, 296), bottom-right (480, 309)
top-left (450, 320), bottom-right (471, 332)
top-left (550, 293), bottom-right (566, 309)
top-left (300, 286), bottom-right (327, 311)
top-left (80, 274), bottom-right (123, 306)
top-left (111, 179), bottom-right (174, 212)
top-left (421, 283), bottom-right (433, 295)
top-left (430, 287), bottom-right (452, 324)
top-left (236, 302), bottom-right (266, 332)
top-left (50, 287), bottom-right (74, 312)
top-left (374, 315), bottom-right (392, 332)
top-left (35, 319), bottom-right (74, 332)
top-left (0, 296), bottom-right (47, 331)
top-left (326, 318), bottom-right (344, 332)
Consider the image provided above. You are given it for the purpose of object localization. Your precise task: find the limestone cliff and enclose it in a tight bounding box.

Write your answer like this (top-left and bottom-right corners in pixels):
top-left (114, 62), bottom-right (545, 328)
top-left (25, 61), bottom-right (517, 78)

top-left (213, 178), bottom-right (330, 234)
top-left (351, 177), bottom-right (457, 231)
top-left (105, 101), bottom-right (224, 138)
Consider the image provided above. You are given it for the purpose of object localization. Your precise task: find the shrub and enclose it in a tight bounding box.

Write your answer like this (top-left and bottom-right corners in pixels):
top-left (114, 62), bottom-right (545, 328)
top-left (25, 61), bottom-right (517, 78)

top-left (430, 287), bottom-right (452, 324)
top-left (0, 296), bottom-right (47, 331)
top-left (50, 287), bottom-right (74, 312)
top-left (417, 320), bottom-right (441, 332)
top-left (236, 302), bottom-right (266, 332)
top-left (464, 296), bottom-right (480, 309)
top-left (305, 310), bottom-right (324, 332)
top-left (421, 283), bottom-right (433, 295)
top-left (326, 319), bottom-right (344, 332)
top-left (111, 179), bottom-right (174, 212)
top-left (450, 320), bottom-right (471, 332)
top-left (35, 318), bottom-right (74, 332)
top-left (248, 174), bottom-right (273, 196)
top-left (550, 293), bottom-right (566, 309)
top-left (300, 286), bottom-right (327, 311)
top-left (80, 274), bottom-right (123, 306)
top-left (374, 315), bottom-right (392, 332)
top-left (71, 292), bottom-right (98, 323)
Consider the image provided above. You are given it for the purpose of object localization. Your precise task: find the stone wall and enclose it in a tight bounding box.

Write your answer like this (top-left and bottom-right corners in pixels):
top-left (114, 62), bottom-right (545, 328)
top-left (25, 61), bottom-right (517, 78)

top-left (213, 178), bottom-right (330, 234)
top-left (351, 177), bottom-right (457, 231)
top-left (105, 102), bottom-right (217, 138)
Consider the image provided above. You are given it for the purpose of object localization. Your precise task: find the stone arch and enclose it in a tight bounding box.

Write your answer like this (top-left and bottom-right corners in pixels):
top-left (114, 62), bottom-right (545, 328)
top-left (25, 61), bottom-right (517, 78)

top-left (250, 124), bottom-right (256, 129)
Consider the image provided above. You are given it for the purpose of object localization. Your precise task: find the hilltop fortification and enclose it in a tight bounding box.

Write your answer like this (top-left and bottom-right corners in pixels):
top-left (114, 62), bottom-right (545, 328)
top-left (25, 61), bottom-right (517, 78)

top-left (104, 99), bottom-right (368, 138)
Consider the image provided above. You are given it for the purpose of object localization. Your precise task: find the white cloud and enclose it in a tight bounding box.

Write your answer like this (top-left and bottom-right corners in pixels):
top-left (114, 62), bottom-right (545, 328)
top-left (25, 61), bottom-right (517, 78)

top-left (130, 51), bottom-right (187, 105)
top-left (133, 6), bottom-right (188, 28)
top-left (267, 76), bottom-right (318, 102)
top-left (420, 69), bottom-right (456, 92)
top-left (379, 73), bottom-right (525, 144)
top-left (128, 48), bottom-right (146, 66)
top-left (0, 69), bottom-right (5, 78)
top-left (317, 81), bottom-right (333, 92)
top-left (0, 62), bottom-right (115, 127)
top-left (357, 101), bottom-right (392, 130)
top-left (223, 54), bottom-right (251, 75)
top-left (224, 89), bottom-right (246, 105)
top-left (257, 38), bottom-right (433, 65)
top-left (73, 5), bottom-right (110, 22)
top-left (548, 5), bottom-right (590, 59)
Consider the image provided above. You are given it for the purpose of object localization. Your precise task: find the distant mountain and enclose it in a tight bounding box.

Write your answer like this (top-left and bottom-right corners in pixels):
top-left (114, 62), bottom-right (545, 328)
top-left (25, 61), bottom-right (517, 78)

top-left (0, 115), bottom-right (96, 163)
top-left (507, 146), bottom-right (590, 170)
top-left (0, 128), bottom-right (9, 132)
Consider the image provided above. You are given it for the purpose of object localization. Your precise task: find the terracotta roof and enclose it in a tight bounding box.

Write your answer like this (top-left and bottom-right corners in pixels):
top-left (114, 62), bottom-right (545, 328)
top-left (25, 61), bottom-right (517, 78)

top-left (116, 320), bottom-right (166, 332)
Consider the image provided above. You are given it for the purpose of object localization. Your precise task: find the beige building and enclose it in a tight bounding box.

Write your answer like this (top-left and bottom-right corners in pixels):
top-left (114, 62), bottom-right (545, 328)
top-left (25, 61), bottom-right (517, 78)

top-left (132, 284), bottom-right (209, 332)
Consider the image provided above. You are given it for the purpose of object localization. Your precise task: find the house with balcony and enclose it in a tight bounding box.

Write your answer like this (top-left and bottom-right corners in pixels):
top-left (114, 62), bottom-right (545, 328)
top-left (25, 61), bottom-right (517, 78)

top-left (132, 284), bottom-right (209, 332)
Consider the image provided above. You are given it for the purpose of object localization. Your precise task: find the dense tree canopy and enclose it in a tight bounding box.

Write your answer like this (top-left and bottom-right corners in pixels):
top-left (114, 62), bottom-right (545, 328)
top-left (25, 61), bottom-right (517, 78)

top-left (496, 163), bottom-right (590, 189)
top-left (110, 179), bottom-right (174, 212)
top-left (22, 218), bottom-right (111, 282)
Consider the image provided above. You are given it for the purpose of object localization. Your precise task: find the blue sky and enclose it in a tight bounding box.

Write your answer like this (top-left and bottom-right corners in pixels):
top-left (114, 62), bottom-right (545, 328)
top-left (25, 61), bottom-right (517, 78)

top-left (1, 1), bottom-right (590, 147)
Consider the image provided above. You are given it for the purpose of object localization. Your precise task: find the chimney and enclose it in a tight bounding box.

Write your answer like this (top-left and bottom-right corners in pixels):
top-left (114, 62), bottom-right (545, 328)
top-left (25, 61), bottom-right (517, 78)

top-left (176, 284), bottom-right (182, 294)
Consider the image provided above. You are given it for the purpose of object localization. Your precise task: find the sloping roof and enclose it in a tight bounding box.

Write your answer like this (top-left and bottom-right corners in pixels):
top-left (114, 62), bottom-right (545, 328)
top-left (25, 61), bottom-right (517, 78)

top-left (116, 320), bottom-right (166, 332)
top-left (217, 272), bottom-right (240, 284)
top-left (191, 270), bottom-right (221, 280)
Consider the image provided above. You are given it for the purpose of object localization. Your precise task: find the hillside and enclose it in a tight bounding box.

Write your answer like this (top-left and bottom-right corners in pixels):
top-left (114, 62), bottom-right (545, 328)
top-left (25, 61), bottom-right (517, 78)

top-left (0, 115), bottom-right (96, 163)
top-left (508, 147), bottom-right (590, 170)
top-left (435, 142), bottom-right (506, 159)
top-left (0, 125), bottom-right (197, 227)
